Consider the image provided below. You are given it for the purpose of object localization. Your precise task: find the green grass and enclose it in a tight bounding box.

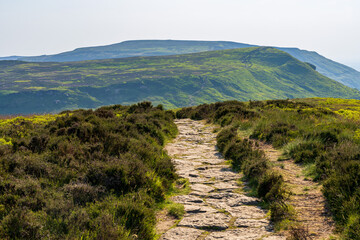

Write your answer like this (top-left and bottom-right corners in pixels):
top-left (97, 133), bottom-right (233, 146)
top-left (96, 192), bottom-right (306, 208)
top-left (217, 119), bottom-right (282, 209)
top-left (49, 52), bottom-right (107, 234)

top-left (2, 40), bottom-right (359, 92)
top-left (0, 102), bottom-right (178, 239)
top-left (1, 47), bottom-right (360, 114)
top-left (166, 203), bottom-right (185, 219)
top-left (176, 98), bottom-right (360, 239)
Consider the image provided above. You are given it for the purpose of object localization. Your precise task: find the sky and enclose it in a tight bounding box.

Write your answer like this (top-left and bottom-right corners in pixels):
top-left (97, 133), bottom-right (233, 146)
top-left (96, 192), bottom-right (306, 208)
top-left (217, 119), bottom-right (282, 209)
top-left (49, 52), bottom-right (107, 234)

top-left (0, 0), bottom-right (359, 71)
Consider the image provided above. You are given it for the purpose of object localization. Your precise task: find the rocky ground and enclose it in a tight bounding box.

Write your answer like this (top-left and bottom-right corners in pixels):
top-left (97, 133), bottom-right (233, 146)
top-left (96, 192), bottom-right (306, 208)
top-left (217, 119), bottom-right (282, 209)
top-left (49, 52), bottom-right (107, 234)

top-left (159, 119), bottom-right (286, 240)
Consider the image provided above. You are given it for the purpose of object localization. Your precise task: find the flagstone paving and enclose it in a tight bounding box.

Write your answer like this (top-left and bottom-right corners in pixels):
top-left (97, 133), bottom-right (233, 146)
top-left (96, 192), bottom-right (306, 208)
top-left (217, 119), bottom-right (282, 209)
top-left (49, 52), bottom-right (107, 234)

top-left (160, 119), bottom-right (286, 240)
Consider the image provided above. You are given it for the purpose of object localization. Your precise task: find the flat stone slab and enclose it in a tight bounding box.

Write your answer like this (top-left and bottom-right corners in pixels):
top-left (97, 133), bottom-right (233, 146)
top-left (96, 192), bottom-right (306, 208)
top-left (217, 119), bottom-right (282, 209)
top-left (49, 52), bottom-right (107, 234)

top-left (172, 195), bottom-right (205, 205)
top-left (191, 183), bottom-right (214, 193)
top-left (184, 205), bottom-right (217, 215)
top-left (196, 165), bottom-right (229, 170)
top-left (205, 228), bottom-right (269, 240)
top-left (206, 193), bottom-right (259, 209)
top-left (160, 227), bottom-right (204, 240)
top-left (234, 218), bottom-right (271, 229)
top-left (212, 181), bottom-right (239, 191)
top-left (227, 205), bottom-right (267, 219)
top-left (188, 177), bottom-right (209, 184)
top-left (177, 213), bottom-right (231, 230)
top-left (190, 191), bottom-right (208, 197)
top-left (201, 168), bottom-right (239, 181)
top-left (200, 159), bottom-right (225, 165)
top-left (262, 236), bottom-right (287, 240)
top-left (173, 159), bottom-right (202, 166)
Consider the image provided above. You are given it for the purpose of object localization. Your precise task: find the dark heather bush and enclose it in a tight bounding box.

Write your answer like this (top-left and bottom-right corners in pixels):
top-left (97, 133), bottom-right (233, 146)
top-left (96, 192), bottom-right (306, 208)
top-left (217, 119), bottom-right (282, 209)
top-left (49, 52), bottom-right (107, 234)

top-left (270, 202), bottom-right (293, 223)
top-left (242, 156), bottom-right (269, 178)
top-left (288, 141), bottom-right (323, 164)
top-left (251, 122), bottom-right (297, 147)
top-left (0, 102), bottom-right (178, 239)
top-left (215, 126), bottom-right (289, 224)
top-left (175, 100), bottom-right (257, 126)
top-left (216, 126), bottom-right (237, 152)
top-left (175, 98), bottom-right (360, 237)
top-left (257, 172), bottom-right (284, 201)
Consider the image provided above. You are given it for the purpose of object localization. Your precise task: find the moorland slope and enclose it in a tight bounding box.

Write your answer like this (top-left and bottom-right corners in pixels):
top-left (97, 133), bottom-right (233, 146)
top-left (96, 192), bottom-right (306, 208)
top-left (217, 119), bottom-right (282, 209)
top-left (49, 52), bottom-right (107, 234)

top-left (177, 98), bottom-right (360, 239)
top-left (2, 40), bottom-right (359, 90)
top-left (1, 47), bottom-right (359, 114)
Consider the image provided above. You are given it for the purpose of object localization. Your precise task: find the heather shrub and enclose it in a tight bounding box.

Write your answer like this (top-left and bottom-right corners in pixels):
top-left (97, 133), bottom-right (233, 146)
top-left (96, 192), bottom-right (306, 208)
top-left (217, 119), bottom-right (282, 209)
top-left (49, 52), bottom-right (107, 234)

top-left (64, 183), bottom-right (105, 206)
top-left (175, 98), bottom-right (360, 237)
top-left (257, 171), bottom-right (285, 201)
top-left (251, 121), bottom-right (297, 147)
top-left (242, 156), bottom-right (269, 178)
top-left (114, 192), bottom-right (156, 239)
top-left (215, 126), bottom-right (290, 225)
top-left (216, 126), bottom-right (237, 152)
top-left (0, 102), bottom-right (177, 239)
top-left (343, 215), bottom-right (360, 240)
top-left (270, 202), bottom-right (295, 223)
top-left (287, 140), bottom-right (323, 164)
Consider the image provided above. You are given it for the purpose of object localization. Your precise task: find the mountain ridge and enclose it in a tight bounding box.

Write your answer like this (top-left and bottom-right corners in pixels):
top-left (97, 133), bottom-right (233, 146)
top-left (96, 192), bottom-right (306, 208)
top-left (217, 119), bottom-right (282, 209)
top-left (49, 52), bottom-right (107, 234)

top-left (0, 47), bottom-right (359, 114)
top-left (1, 39), bottom-right (359, 90)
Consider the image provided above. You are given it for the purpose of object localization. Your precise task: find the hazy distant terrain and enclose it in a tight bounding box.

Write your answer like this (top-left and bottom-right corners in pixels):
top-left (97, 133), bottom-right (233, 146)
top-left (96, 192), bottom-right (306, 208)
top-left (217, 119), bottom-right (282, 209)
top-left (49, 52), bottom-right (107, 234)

top-left (1, 40), bottom-right (360, 90)
top-left (0, 47), bottom-right (359, 114)
top-left (0, 40), bottom-right (253, 62)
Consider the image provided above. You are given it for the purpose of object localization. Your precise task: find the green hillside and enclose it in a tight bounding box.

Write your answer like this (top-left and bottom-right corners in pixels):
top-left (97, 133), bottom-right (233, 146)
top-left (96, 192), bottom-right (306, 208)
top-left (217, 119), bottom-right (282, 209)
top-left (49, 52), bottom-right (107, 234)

top-left (2, 40), bottom-right (360, 90)
top-left (1, 40), bottom-right (252, 62)
top-left (281, 47), bottom-right (360, 89)
top-left (0, 47), bottom-right (359, 114)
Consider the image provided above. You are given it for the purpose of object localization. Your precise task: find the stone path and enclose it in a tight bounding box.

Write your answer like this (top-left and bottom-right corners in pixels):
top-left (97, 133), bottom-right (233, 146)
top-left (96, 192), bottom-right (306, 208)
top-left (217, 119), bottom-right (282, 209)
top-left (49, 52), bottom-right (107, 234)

top-left (160, 119), bottom-right (285, 240)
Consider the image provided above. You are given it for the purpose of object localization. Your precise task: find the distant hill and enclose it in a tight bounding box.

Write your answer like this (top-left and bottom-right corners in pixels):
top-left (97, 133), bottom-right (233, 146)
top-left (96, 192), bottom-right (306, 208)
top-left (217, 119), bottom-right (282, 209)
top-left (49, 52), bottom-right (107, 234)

top-left (278, 48), bottom-right (360, 89)
top-left (1, 40), bottom-right (359, 90)
top-left (0, 47), bottom-right (359, 114)
top-left (0, 40), bottom-right (253, 62)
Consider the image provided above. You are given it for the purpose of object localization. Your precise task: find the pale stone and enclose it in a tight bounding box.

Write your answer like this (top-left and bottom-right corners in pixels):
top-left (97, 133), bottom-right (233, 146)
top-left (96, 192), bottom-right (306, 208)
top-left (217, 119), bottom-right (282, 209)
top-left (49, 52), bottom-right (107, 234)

top-left (205, 228), bottom-right (268, 240)
top-left (261, 235), bottom-right (286, 240)
top-left (234, 218), bottom-right (270, 229)
top-left (191, 183), bottom-right (214, 193)
top-left (172, 195), bottom-right (205, 205)
top-left (206, 192), bottom-right (259, 209)
top-left (184, 205), bottom-right (217, 215)
top-left (262, 235), bottom-right (287, 240)
top-left (227, 205), bottom-right (267, 219)
top-left (160, 227), bottom-right (203, 240)
top-left (212, 181), bottom-right (239, 191)
top-left (178, 213), bottom-right (231, 230)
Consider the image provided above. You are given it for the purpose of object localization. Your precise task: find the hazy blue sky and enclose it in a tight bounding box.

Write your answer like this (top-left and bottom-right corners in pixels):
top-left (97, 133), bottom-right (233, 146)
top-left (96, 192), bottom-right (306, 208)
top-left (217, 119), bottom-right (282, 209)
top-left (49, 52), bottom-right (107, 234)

top-left (1, 0), bottom-right (359, 70)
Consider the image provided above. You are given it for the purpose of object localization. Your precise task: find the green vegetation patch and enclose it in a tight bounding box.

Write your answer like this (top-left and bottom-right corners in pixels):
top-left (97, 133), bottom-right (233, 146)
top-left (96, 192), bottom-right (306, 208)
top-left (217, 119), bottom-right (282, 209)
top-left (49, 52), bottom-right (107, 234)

top-left (14, 80), bottom-right (31, 83)
top-left (24, 86), bottom-right (46, 90)
top-left (176, 97), bottom-right (360, 238)
top-left (0, 102), bottom-right (178, 239)
top-left (1, 47), bottom-right (360, 115)
top-left (0, 90), bottom-right (18, 95)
